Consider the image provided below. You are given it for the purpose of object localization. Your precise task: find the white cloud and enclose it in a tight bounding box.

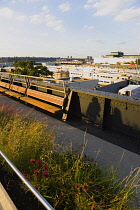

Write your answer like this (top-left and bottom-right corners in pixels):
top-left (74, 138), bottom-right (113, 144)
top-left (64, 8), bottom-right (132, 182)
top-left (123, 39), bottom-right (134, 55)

top-left (84, 4), bottom-right (91, 9)
top-left (58, 2), bottom-right (71, 12)
top-left (84, 0), bottom-right (135, 16)
top-left (41, 5), bottom-right (49, 13)
top-left (30, 14), bottom-right (43, 24)
top-left (29, 9), bottom-right (65, 32)
top-left (11, 0), bottom-right (16, 4)
top-left (115, 7), bottom-right (140, 21)
top-left (93, 0), bottom-right (135, 16)
top-left (45, 14), bottom-right (65, 32)
top-left (16, 15), bottom-right (27, 21)
top-left (87, 0), bottom-right (95, 3)
top-left (84, 25), bottom-right (94, 30)
top-left (0, 7), bottom-right (14, 19)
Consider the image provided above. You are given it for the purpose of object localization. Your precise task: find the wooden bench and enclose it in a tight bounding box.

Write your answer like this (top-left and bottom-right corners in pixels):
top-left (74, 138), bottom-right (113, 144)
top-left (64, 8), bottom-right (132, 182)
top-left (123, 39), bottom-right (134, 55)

top-left (4, 91), bottom-right (24, 99)
top-left (10, 84), bottom-right (26, 94)
top-left (0, 81), bottom-right (10, 89)
top-left (26, 89), bottom-right (64, 107)
top-left (0, 80), bottom-right (72, 120)
top-left (0, 87), bottom-right (9, 93)
top-left (20, 96), bottom-right (62, 114)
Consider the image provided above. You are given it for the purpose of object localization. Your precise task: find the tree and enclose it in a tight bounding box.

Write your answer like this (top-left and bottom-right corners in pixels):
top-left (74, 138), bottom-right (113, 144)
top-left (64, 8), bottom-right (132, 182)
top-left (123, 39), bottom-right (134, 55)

top-left (13, 60), bottom-right (53, 77)
top-left (135, 59), bottom-right (140, 65)
top-left (34, 65), bottom-right (53, 77)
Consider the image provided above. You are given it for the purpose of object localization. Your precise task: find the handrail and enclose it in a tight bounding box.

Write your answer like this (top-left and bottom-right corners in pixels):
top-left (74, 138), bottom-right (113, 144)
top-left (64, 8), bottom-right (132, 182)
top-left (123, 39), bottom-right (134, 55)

top-left (0, 150), bottom-right (55, 210)
top-left (0, 72), bottom-right (65, 83)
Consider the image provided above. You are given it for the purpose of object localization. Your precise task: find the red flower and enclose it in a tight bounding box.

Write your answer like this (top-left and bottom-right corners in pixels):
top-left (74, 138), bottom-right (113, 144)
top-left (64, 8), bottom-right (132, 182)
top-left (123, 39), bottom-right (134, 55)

top-left (34, 185), bottom-right (40, 190)
top-left (42, 172), bottom-right (49, 178)
top-left (42, 165), bottom-right (49, 170)
top-left (75, 183), bottom-right (80, 189)
top-left (30, 159), bottom-right (36, 164)
top-left (34, 169), bottom-right (40, 174)
top-left (94, 188), bottom-right (100, 193)
top-left (23, 174), bottom-right (29, 179)
top-left (36, 160), bottom-right (42, 163)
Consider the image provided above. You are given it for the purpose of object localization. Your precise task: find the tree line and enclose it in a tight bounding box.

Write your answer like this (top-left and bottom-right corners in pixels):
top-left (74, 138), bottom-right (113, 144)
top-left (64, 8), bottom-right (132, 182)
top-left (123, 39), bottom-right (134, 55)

top-left (13, 60), bottom-right (53, 77)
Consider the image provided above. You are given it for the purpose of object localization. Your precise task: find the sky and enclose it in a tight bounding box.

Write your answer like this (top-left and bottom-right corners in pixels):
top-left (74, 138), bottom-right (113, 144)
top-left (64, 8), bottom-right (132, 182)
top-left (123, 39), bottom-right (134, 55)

top-left (0, 0), bottom-right (140, 58)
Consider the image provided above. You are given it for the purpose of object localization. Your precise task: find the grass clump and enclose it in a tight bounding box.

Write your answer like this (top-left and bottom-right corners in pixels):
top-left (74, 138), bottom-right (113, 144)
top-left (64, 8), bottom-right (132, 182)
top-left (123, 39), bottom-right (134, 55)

top-left (0, 105), bottom-right (55, 173)
top-left (0, 105), bottom-right (140, 210)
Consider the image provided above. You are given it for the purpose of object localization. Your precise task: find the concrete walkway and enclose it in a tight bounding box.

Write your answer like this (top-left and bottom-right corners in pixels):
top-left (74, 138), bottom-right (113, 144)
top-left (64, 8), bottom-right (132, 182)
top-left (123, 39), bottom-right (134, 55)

top-left (1, 94), bottom-right (140, 177)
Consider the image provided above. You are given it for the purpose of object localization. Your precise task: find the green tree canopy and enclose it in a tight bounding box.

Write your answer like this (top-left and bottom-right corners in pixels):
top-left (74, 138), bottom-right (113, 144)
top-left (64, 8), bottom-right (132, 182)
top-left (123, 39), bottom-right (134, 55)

top-left (136, 59), bottom-right (140, 65)
top-left (13, 60), bottom-right (53, 77)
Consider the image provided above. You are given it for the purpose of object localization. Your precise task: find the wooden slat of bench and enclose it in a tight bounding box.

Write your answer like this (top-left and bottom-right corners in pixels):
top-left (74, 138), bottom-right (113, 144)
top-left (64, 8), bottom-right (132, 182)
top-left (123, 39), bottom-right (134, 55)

top-left (20, 96), bottom-right (62, 114)
top-left (10, 84), bottom-right (26, 94)
top-left (0, 81), bottom-right (10, 89)
top-left (4, 91), bottom-right (24, 99)
top-left (0, 87), bottom-right (8, 92)
top-left (26, 89), bottom-right (64, 106)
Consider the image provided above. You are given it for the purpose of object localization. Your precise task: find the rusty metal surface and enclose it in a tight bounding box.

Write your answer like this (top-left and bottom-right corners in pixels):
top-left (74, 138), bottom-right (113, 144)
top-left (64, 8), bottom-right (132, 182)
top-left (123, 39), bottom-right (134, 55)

top-left (68, 89), bottom-right (140, 138)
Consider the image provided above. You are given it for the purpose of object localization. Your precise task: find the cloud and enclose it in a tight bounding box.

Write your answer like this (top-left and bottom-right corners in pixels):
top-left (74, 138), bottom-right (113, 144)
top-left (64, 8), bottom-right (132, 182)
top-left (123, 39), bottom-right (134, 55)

top-left (84, 25), bottom-right (94, 30)
top-left (44, 14), bottom-right (65, 32)
top-left (16, 15), bottom-right (27, 21)
top-left (29, 8), bottom-right (65, 32)
top-left (84, 0), bottom-right (135, 16)
top-left (93, 0), bottom-right (135, 16)
top-left (58, 2), bottom-right (71, 12)
top-left (41, 5), bottom-right (49, 13)
top-left (30, 14), bottom-right (43, 24)
top-left (115, 7), bottom-right (140, 21)
top-left (0, 7), bottom-right (14, 19)
top-left (86, 39), bottom-right (104, 44)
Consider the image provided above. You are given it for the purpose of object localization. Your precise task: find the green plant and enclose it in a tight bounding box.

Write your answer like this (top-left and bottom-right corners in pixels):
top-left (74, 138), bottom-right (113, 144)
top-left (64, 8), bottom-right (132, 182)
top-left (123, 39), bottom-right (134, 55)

top-left (0, 106), bottom-right (139, 210)
top-left (0, 105), bottom-right (55, 173)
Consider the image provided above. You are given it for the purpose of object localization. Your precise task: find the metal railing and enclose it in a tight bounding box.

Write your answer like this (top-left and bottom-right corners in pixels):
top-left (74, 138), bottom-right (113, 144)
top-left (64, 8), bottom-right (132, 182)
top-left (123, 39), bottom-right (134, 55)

top-left (0, 150), bottom-right (54, 210)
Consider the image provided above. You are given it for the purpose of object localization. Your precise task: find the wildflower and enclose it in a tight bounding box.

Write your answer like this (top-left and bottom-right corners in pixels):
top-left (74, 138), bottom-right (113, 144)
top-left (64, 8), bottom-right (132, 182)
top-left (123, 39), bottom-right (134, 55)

top-left (36, 160), bottom-right (42, 163)
top-left (30, 159), bottom-right (36, 164)
top-left (42, 165), bottom-right (49, 170)
top-left (42, 172), bottom-right (49, 178)
top-left (83, 183), bottom-right (89, 192)
top-left (75, 183), bottom-right (80, 190)
top-left (33, 173), bottom-right (38, 177)
top-left (94, 188), bottom-right (100, 193)
top-left (34, 169), bottom-right (40, 174)
top-left (34, 185), bottom-right (40, 190)
top-left (23, 174), bottom-right (29, 179)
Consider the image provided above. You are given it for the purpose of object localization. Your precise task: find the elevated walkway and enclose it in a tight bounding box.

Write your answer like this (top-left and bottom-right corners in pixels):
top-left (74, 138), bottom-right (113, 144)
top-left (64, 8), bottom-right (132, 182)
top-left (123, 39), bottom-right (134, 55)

top-left (0, 94), bottom-right (140, 208)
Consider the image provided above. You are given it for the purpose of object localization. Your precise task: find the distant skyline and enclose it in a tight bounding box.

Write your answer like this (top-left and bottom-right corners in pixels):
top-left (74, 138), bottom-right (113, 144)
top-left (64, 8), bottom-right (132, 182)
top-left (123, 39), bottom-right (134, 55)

top-left (0, 0), bottom-right (140, 58)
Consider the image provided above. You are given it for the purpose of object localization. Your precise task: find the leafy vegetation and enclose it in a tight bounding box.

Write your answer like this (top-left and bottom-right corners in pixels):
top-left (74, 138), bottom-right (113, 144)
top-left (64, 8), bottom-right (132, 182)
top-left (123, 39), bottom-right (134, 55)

top-left (13, 60), bottom-right (53, 77)
top-left (0, 105), bottom-right (140, 210)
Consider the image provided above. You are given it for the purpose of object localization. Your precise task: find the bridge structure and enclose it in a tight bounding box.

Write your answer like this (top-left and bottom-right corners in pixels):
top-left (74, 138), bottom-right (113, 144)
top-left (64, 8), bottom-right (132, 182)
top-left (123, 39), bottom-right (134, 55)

top-left (0, 72), bottom-right (140, 139)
